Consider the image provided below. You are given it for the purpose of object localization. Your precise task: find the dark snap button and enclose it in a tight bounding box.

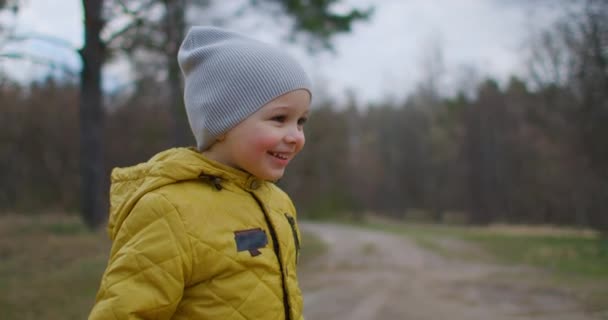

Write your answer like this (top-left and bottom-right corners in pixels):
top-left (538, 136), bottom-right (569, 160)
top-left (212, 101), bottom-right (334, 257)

top-left (249, 179), bottom-right (260, 190)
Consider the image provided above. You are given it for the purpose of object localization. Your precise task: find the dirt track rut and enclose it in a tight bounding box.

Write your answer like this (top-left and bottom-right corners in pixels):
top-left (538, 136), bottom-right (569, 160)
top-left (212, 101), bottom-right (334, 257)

top-left (298, 222), bottom-right (601, 320)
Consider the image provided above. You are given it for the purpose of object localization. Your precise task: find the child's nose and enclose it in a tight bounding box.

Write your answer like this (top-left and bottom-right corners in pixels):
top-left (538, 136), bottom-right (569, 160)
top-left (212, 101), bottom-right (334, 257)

top-left (284, 128), bottom-right (305, 144)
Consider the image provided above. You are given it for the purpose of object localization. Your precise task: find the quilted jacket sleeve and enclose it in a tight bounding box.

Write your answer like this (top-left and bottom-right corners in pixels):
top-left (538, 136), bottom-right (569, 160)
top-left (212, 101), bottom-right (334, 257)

top-left (89, 193), bottom-right (192, 320)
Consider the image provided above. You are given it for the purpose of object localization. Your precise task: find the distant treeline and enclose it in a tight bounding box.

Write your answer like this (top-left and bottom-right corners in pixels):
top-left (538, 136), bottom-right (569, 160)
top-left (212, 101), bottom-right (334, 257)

top-left (1, 72), bottom-right (606, 232)
top-left (0, 1), bottom-right (606, 232)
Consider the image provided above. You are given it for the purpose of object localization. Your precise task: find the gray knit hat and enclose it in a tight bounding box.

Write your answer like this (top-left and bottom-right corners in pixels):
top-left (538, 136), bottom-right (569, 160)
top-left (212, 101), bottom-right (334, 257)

top-left (178, 26), bottom-right (312, 150)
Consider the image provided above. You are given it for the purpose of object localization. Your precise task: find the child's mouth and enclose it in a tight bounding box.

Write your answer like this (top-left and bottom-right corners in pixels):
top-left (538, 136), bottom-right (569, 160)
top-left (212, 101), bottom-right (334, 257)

top-left (268, 151), bottom-right (288, 160)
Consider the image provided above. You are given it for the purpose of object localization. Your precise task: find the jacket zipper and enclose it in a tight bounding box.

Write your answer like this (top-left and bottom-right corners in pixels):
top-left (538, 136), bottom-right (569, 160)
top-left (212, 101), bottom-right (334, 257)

top-left (285, 214), bottom-right (300, 264)
top-left (252, 194), bottom-right (292, 320)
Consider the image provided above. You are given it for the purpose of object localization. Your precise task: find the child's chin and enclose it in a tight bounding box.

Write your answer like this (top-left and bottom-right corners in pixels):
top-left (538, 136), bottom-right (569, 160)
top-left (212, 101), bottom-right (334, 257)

top-left (265, 174), bottom-right (283, 181)
top-left (259, 170), bottom-right (285, 181)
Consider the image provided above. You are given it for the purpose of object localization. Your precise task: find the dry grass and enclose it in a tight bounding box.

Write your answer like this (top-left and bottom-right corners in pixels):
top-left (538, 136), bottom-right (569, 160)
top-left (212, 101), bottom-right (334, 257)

top-left (0, 214), bottom-right (110, 320)
top-left (361, 216), bottom-right (608, 313)
top-left (0, 214), bottom-right (327, 319)
top-left (481, 223), bottom-right (599, 238)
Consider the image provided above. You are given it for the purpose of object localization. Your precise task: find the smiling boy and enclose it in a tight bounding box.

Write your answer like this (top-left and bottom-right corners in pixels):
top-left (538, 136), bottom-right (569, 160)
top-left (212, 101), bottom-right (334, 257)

top-left (203, 89), bottom-right (309, 181)
top-left (89, 26), bottom-right (311, 320)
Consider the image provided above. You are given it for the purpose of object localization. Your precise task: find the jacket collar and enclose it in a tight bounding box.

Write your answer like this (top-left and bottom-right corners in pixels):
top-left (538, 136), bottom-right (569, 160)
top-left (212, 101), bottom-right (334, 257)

top-left (107, 147), bottom-right (267, 239)
top-left (193, 148), bottom-right (267, 192)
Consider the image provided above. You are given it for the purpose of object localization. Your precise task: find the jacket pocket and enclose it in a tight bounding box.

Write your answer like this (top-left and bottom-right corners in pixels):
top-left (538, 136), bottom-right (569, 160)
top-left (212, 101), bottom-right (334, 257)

top-left (284, 214), bottom-right (301, 264)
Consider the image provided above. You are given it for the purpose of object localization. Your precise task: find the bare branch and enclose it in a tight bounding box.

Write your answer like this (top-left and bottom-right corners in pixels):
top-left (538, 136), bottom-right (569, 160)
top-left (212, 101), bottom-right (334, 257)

top-left (116, 0), bottom-right (157, 18)
top-left (105, 19), bottom-right (143, 47)
top-left (115, 0), bottom-right (132, 16)
top-left (105, 0), bottom-right (159, 48)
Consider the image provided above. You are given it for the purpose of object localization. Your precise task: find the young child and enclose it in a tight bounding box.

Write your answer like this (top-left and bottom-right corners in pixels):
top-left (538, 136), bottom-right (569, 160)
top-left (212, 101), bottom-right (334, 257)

top-left (89, 26), bottom-right (311, 320)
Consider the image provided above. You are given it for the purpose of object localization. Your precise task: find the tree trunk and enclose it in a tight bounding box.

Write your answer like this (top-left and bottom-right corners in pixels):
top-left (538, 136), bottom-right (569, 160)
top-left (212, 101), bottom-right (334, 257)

top-left (164, 0), bottom-right (191, 147)
top-left (79, 0), bottom-right (105, 229)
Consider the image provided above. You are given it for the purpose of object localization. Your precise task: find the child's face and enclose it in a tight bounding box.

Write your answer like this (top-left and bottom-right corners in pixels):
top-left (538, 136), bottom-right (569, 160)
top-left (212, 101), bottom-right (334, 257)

top-left (207, 89), bottom-right (310, 181)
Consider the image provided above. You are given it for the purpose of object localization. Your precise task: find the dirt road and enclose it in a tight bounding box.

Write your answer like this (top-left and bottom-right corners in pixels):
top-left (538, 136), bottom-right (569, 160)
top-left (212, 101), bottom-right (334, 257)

top-left (298, 222), bottom-right (602, 320)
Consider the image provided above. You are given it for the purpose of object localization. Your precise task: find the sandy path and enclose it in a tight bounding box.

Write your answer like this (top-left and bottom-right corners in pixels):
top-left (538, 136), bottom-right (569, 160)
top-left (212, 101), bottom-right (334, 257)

top-left (298, 222), bottom-right (601, 320)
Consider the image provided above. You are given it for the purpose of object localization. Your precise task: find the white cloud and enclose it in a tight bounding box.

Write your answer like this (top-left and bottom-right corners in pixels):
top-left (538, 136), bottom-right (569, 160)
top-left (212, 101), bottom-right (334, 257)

top-left (1, 1), bottom-right (82, 81)
top-left (17, 1), bottom-right (82, 47)
top-left (1, 0), bottom-right (562, 104)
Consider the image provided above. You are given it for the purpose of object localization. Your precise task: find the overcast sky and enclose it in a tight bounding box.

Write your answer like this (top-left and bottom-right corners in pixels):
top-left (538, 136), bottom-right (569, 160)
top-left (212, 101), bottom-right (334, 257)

top-left (1, 0), bottom-right (563, 105)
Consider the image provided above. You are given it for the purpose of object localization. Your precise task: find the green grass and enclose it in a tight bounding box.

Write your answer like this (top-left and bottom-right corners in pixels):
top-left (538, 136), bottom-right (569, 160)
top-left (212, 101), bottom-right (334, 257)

top-left (461, 232), bottom-right (608, 276)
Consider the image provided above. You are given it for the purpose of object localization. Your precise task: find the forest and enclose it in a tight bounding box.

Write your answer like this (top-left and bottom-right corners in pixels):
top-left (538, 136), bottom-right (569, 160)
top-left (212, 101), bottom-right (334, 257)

top-left (1, 0), bottom-right (607, 233)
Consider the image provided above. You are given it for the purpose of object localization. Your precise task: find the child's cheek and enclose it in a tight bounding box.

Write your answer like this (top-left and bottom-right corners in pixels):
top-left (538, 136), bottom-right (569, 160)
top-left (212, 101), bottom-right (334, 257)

top-left (253, 131), bottom-right (282, 150)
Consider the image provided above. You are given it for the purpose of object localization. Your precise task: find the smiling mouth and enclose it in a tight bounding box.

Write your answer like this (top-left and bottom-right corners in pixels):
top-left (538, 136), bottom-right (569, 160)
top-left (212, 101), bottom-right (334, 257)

top-left (268, 151), bottom-right (289, 160)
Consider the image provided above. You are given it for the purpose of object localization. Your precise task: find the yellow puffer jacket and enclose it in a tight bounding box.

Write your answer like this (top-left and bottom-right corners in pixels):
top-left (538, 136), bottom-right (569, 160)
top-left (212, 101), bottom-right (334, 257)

top-left (89, 148), bottom-right (303, 320)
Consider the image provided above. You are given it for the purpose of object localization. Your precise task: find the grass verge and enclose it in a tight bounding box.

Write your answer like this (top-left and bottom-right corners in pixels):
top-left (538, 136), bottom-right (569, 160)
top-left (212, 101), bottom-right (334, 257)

top-left (0, 214), bottom-right (110, 320)
top-left (0, 214), bottom-right (326, 319)
top-left (359, 216), bottom-right (608, 313)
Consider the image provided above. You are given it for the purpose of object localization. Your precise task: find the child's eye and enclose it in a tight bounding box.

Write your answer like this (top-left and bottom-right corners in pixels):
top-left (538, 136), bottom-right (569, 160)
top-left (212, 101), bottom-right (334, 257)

top-left (271, 115), bottom-right (286, 123)
top-left (297, 117), bottom-right (308, 126)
